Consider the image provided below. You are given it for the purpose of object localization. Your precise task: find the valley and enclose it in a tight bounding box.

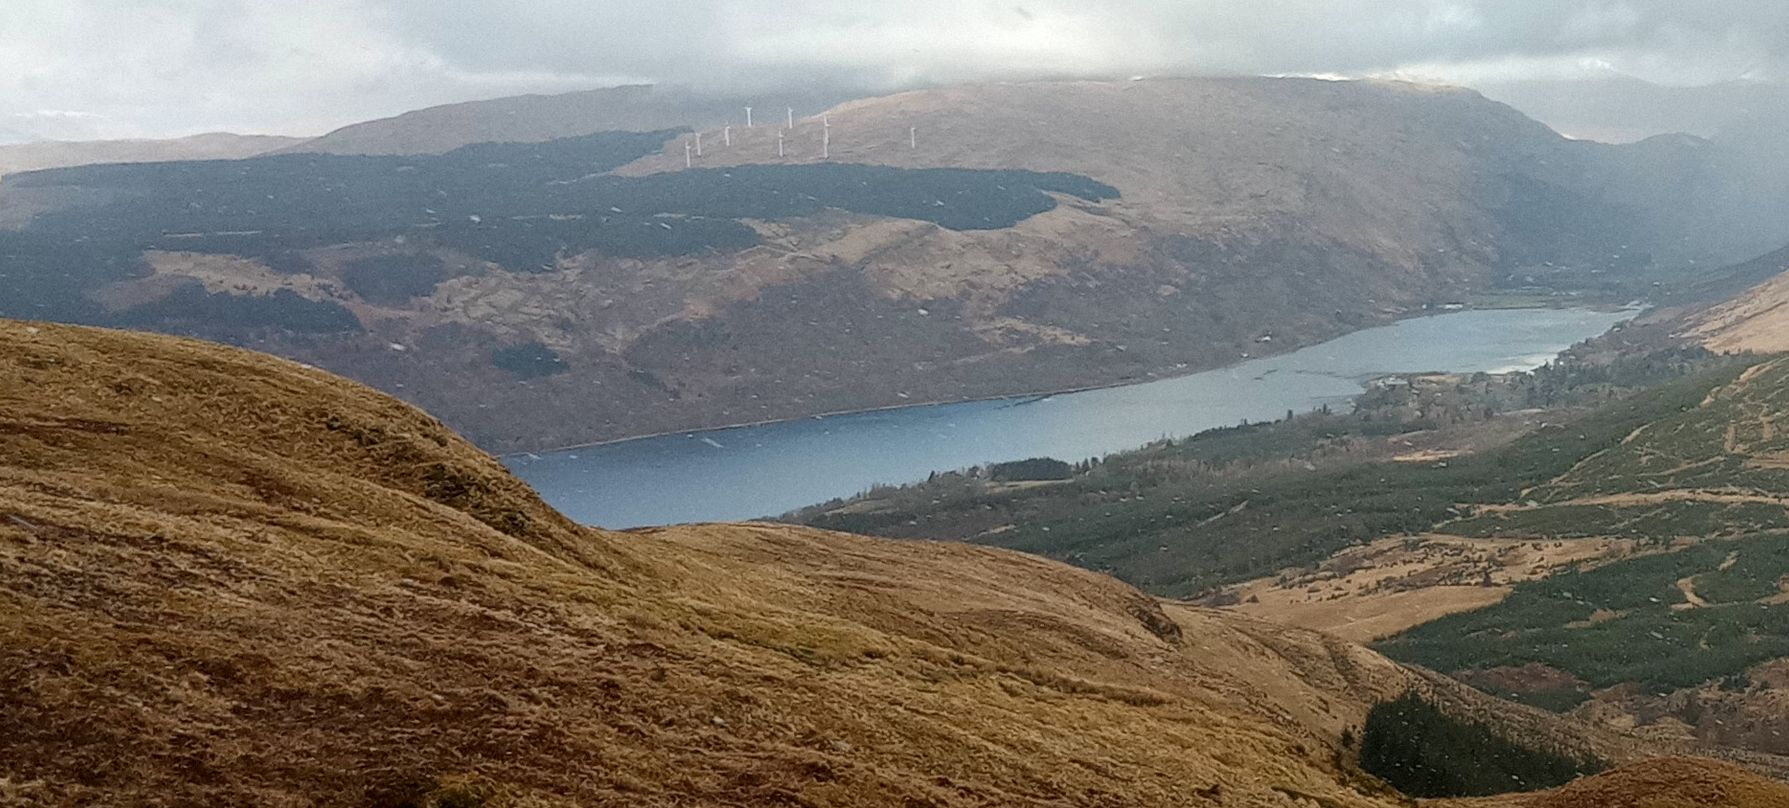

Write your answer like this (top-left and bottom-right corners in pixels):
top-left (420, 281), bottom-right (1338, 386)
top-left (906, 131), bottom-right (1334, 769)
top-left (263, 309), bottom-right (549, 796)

top-left (16, 4), bottom-right (1789, 805)
top-left (0, 317), bottom-right (1775, 805)
top-left (9, 67), bottom-right (1789, 806)
top-left (792, 336), bottom-right (1739, 593)
top-left (512, 305), bottom-right (1631, 527)
top-left (794, 276), bottom-right (1789, 760)
top-left (6, 77), bottom-right (1786, 453)
top-left (6, 317), bottom-right (1789, 806)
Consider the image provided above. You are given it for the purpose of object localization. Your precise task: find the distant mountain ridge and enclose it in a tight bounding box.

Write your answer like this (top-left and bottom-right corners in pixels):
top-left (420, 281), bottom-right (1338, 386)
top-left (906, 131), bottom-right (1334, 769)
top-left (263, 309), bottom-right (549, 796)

top-left (0, 132), bottom-right (303, 178)
top-left (1477, 77), bottom-right (1789, 143)
top-left (283, 83), bottom-right (859, 156)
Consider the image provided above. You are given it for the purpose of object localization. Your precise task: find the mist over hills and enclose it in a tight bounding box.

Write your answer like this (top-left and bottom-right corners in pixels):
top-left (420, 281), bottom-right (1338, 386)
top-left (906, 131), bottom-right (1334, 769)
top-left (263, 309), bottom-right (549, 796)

top-left (283, 83), bottom-right (862, 157)
top-left (1477, 77), bottom-right (1789, 143)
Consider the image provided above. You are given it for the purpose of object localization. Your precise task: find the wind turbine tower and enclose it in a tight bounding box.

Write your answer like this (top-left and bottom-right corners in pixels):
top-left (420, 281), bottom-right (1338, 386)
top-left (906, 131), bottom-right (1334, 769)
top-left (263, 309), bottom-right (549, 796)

top-left (822, 115), bottom-right (831, 160)
top-left (684, 141), bottom-right (692, 168)
top-left (723, 125), bottom-right (731, 146)
top-left (786, 107), bottom-right (794, 129)
top-left (744, 106), bottom-right (753, 127)
top-left (695, 131), bottom-right (703, 157)
top-left (777, 129), bottom-right (785, 158)
top-left (910, 126), bottom-right (916, 150)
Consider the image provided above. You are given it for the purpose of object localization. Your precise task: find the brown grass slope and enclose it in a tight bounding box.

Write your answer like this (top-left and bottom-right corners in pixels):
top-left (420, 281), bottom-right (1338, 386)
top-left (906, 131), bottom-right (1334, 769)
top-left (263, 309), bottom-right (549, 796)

top-left (1460, 758), bottom-right (1789, 808)
top-left (2, 319), bottom-right (1783, 807)
top-left (626, 77), bottom-right (1540, 250)
top-left (1679, 244), bottom-right (1789, 354)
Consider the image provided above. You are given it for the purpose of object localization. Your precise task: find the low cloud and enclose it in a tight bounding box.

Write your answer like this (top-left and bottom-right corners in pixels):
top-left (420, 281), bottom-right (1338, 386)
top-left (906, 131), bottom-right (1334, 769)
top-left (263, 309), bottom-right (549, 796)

top-left (2, 1), bottom-right (1786, 139)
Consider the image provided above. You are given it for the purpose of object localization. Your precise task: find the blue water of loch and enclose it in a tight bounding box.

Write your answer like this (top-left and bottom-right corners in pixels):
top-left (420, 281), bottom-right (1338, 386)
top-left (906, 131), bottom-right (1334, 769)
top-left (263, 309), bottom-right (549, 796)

top-left (509, 307), bottom-right (1634, 528)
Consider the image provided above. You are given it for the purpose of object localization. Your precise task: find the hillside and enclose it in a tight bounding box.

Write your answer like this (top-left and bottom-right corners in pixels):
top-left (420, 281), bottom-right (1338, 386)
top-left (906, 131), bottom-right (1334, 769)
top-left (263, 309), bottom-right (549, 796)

top-left (0, 132), bottom-right (301, 178)
top-left (5, 318), bottom-right (1783, 805)
top-left (1376, 356), bottom-right (1789, 724)
top-left (1678, 244), bottom-right (1789, 353)
top-left (792, 345), bottom-right (1744, 597)
top-left (1462, 758), bottom-right (1789, 808)
top-left (11, 76), bottom-right (1772, 452)
top-left (793, 316), bottom-right (1789, 757)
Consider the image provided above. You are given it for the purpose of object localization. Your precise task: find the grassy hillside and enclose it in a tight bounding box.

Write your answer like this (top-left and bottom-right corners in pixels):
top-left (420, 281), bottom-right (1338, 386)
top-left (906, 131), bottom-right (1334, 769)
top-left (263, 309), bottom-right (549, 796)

top-left (794, 340), bottom-right (1789, 755)
top-left (7, 319), bottom-right (1783, 805)
top-left (1379, 531), bottom-right (1789, 701)
top-left (1467, 758), bottom-right (1789, 808)
top-left (1, 129), bottom-right (1109, 327)
top-left (1678, 245), bottom-right (1789, 353)
top-left (0, 318), bottom-right (1670, 805)
top-left (1372, 358), bottom-right (1789, 730)
top-left (793, 347), bottom-right (1746, 595)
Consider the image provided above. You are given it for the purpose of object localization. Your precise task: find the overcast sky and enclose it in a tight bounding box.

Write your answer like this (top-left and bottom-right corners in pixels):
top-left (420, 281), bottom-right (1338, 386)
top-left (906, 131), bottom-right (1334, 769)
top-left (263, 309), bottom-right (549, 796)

top-left (4, 1), bottom-right (1787, 141)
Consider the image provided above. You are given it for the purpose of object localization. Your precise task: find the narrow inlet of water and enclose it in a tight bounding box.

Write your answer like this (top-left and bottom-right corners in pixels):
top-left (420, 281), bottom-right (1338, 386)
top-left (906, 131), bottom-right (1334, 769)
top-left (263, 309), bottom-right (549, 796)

top-left (509, 307), bottom-right (1635, 528)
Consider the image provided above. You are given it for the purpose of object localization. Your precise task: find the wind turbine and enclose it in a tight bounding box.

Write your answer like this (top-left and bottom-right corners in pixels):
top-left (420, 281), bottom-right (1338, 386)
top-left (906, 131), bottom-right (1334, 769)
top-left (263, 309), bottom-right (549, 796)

top-left (723, 124), bottom-right (731, 146)
top-left (777, 129), bottom-right (785, 158)
top-left (910, 126), bottom-right (916, 150)
top-left (684, 140), bottom-right (692, 168)
top-left (822, 115), bottom-right (831, 160)
top-left (744, 106), bottom-right (753, 127)
top-left (695, 131), bottom-right (703, 157)
top-left (786, 107), bottom-right (794, 129)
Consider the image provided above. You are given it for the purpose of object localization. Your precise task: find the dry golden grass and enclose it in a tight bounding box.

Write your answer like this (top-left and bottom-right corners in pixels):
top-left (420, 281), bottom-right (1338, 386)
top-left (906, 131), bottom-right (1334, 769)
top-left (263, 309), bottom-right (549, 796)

top-left (2, 319), bottom-right (1784, 807)
top-left (1222, 536), bottom-right (1639, 642)
top-left (1682, 257), bottom-right (1789, 355)
top-left (1456, 758), bottom-right (1789, 808)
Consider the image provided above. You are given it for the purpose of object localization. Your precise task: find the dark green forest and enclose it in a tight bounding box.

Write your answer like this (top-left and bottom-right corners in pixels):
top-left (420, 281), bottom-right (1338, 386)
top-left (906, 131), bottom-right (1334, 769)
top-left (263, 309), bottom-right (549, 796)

top-left (340, 254), bottom-right (460, 305)
top-left (794, 352), bottom-right (1747, 596)
top-left (1377, 532), bottom-right (1789, 700)
top-left (492, 341), bottom-right (570, 379)
top-left (988, 457), bottom-right (1076, 482)
top-left (1359, 692), bottom-right (1603, 797)
top-left (0, 129), bottom-right (1116, 335)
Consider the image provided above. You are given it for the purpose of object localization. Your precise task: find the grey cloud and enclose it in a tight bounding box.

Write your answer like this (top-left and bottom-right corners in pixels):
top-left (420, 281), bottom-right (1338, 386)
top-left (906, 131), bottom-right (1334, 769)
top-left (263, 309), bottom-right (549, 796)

top-left (371, 1), bottom-right (1789, 84)
top-left (3, 1), bottom-right (1788, 139)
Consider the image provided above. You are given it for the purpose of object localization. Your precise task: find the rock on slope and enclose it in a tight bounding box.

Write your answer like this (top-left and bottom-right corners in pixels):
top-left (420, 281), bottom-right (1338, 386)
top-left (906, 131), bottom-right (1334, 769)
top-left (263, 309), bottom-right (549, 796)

top-left (1, 318), bottom-right (1778, 806)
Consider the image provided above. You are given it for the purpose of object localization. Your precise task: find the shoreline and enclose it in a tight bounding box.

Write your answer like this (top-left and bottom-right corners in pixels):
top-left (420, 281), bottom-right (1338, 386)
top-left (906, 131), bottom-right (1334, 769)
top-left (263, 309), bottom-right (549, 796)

top-left (505, 378), bottom-right (1141, 458)
top-left (502, 302), bottom-right (1635, 460)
